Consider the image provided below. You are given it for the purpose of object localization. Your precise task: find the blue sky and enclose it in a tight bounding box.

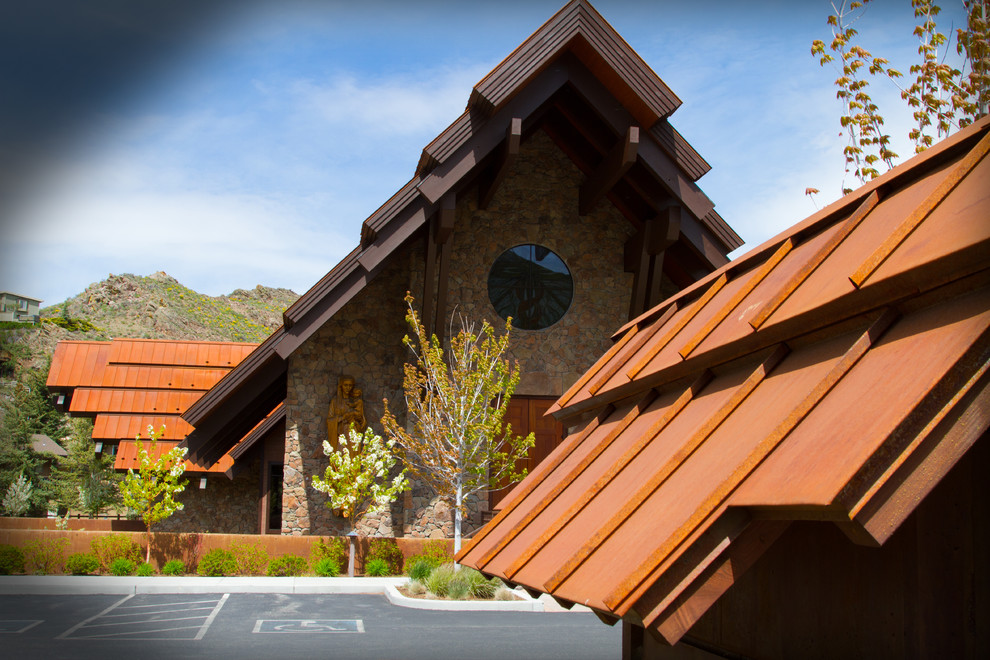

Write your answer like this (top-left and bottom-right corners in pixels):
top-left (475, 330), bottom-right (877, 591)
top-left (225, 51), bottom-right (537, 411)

top-left (0, 0), bottom-right (971, 308)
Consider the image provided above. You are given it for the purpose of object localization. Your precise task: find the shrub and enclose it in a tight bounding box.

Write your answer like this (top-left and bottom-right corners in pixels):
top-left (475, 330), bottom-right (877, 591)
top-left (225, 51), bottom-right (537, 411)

top-left (465, 567), bottom-right (500, 599)
top-left (24, 537), bottom-right (69, 574)
top-left (423, 562), bottom-right (457, 598)
top-left (310, 537), bottom-right (348, 570)
top-left (313, 557), bottom-right (340, 577)
top-left (136, 562), bottom-right (155, 577)
top-left (408, 557), bottom-right (433, 582)
top-left (494, 587), bottom-right (517, 601)
top-left (447, 576), bottom-right (470, 600)
top-left (406, 579), bottom-right (427, 595)
top-left (267, 554), bottom-right (308, 577)
top-left (196, 548), bottom-right (237, 577)
top-left (65, 552), bottom-right (100, 575)
top-left (230, 540), bottom-right (269, 576)
top-left (0, 545), bottom-right (25, 575)
top-left (405, 540), bottom-right (452, 574)
top-left (110, 557), bottom-right (136, 576)
top-left (162, 559), bottom-right (185, 576)
top-left (366, 538), bottom-right (403, 575)
top-left (364, 558), bottom-right (389, 577)
top-left (91, 534), bottom-right (142, 573)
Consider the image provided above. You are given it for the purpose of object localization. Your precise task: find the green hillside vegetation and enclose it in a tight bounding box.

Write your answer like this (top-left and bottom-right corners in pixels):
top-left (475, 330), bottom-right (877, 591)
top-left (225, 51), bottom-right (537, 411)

top-left (1, 272), bottom-right (298, 515)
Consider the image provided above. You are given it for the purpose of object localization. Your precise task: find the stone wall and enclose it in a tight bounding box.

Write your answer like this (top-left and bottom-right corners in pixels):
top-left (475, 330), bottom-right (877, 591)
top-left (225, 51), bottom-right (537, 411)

top-left (281, 128), bottom-right (638, 538)
top-left (156, 458), bottom-right (260, 534)
top-left (282, 247), bottom-right (411, 536)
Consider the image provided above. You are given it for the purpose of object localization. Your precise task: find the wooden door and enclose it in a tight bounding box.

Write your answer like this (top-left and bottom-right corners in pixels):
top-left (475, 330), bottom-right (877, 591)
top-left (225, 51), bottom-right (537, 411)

top-left (489, 396), bottom-right (564, 509)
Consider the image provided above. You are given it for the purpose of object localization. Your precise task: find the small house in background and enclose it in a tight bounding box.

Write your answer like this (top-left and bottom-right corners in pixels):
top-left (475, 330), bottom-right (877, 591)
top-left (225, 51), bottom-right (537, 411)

top-left (458, 116), bottom-right (990, 658)
top-left (29, 433), bottom-right (67, 479)
top-left (0, 291), bottom-right (42, 324)
top-left (177, 0), bottom-right (741, 540)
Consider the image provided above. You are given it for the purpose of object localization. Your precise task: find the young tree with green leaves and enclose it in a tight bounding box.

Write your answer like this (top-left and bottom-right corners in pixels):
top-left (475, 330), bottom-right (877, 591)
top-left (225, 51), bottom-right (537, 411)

top-left (812, 0), bottom-right (989, 192)
top-left (381, 294), bottom-right (535, 554)
top-left (312, 425), bottom-right (408, 575)
top-left (118, 426), bottom-right (188, 563)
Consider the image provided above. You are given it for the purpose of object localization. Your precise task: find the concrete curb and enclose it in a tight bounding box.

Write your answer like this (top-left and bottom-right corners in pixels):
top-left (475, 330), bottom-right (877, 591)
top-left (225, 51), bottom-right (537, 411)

top-left (0, 576), bottom-right (586, 613)
top-left (0, 575), bottom-right (407, 596)
top-left (383, 583), bottom-right (543, 612)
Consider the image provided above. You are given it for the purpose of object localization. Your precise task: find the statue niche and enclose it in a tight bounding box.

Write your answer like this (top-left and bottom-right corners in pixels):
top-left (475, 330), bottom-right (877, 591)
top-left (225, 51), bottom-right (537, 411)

top-left (327, 374), bottom-right (366, 448)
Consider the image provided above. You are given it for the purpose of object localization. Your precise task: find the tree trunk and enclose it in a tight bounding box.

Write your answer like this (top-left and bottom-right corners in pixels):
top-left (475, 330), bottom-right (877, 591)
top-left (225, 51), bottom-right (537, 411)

top-left (454, 484), bottom-right (463, 557)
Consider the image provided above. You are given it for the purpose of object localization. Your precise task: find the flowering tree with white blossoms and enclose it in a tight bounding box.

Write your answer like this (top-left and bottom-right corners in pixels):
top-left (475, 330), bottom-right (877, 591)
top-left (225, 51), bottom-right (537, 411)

top-left (118, 426), bottom-right (188, 563)
top-left (312, 425), bottom-right (409, 533)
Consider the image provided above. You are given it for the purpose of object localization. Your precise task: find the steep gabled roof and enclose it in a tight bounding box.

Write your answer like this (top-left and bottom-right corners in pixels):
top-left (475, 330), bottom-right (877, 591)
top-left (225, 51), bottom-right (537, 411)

top-left (457, 116), bottom-right (990, 644)
top-left (182, 0), bottom-right (741, 466)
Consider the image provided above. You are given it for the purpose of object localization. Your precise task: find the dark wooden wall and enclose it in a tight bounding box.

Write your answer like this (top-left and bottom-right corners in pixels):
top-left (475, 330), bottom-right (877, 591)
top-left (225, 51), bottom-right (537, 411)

top-left (639, 433), bottom-right (988, 659)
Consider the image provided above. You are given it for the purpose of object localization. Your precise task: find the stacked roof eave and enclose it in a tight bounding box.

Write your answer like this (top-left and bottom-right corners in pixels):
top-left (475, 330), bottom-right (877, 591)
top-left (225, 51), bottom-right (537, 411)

top-left (457, 116), bottom-right (990, 644)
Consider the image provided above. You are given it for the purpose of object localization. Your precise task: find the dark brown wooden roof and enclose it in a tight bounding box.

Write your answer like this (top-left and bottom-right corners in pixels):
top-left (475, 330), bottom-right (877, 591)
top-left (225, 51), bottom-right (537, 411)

top-left (457, 116), bottom-right (990, 644)
top-left (181, 0), bottom-right (742, 467)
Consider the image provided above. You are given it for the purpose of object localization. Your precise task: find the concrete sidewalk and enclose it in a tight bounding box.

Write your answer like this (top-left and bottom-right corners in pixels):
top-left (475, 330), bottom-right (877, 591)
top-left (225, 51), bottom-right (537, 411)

top-left (0, 575), bottom-right (588, 613)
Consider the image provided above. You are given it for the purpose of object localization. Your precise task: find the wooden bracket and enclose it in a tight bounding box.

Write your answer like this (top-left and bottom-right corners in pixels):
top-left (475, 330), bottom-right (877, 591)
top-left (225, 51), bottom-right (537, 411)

top-left (580, 125), bottom-right (639, 215)
top-left (479, 118), bottom-right (522, 210)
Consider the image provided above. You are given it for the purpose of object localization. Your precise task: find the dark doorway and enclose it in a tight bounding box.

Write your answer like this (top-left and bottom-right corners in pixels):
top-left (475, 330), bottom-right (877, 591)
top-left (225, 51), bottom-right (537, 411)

top-left (489, 396), bottom-right (564, 510)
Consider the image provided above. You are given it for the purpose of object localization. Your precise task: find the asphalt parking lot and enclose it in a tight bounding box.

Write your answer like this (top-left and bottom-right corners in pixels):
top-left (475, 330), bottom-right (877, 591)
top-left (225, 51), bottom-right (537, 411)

top-left (0, 592), bottom-right (621, 659)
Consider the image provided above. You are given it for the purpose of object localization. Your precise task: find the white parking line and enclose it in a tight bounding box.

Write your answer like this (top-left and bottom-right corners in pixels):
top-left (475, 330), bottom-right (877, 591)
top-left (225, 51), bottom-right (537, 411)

top-left (195, 593), bottom-right (228, 641)
top-left (57, 594), bottom-right (133, 639)
top-left (58, 593), bottom-right (230, 641)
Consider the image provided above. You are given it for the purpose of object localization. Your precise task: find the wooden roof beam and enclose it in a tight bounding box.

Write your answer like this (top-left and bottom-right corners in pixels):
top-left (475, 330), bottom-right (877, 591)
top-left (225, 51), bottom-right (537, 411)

top-left (579, 125), bottom-right (639, 216)
top-left (479, 118), bottom-right (522, 210)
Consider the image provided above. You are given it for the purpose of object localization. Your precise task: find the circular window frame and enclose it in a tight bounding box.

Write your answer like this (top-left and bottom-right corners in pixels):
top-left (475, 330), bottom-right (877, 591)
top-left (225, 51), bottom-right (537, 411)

top-left (487, 243), bottom-right (573, 331)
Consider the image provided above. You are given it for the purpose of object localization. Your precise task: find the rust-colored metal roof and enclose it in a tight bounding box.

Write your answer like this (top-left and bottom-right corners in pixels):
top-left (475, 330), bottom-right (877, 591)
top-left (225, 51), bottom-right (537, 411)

top-left (114, 439), bottom-right (233, 474)
top-left (46, 338), bottom-right (259, 474)
top-left (458, 117), bottom-right (990, 644)
top-left (181, 0), bottom-right (743, 468)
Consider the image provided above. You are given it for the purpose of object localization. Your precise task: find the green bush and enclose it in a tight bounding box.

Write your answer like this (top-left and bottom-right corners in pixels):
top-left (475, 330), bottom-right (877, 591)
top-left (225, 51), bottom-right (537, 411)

top-left (197, 548), bottom-right (237, 577)
top-left (408, 557), bottom-right (433, 582)
top-left (65, 552), bottom-right (100, 575)
top-left (136, 562), bottom-right (155, 577)
top-left (310, 537), bottom-right (348, 570)
top-left (162, 559), bottom-right (185, 576)
top-left (91, 534), bottom-right (142, 573)
top-left (24, 537), bottom-right (69, 574)
top-left (423, 563), bottom-right (457, 598)
top-left (313, 557), bottom-right (340, 577)
top-left (267, 554), bottom-right (308, 577)
top-left (364, 558), bottom-right (389, 577)
top-left (110, 557), bottom-right (136, 576)
top-left (405, 540), bottom-right (452, 575)
top-left (0, 544), bottom-right (25, 575)
top-left (366, 538), bottom-right (403, 575)
top-left (230, 541), bottom-right (269, 576)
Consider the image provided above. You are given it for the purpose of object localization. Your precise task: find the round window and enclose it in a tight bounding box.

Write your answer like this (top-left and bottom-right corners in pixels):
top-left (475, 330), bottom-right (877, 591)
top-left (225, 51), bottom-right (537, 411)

top-left (487, 244), bottom-right (573, 330)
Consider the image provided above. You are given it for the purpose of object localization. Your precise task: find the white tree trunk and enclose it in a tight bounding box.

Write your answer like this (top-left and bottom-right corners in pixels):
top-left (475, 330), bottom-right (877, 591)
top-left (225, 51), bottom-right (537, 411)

top-left (454, 483), bottom-right (463, 558)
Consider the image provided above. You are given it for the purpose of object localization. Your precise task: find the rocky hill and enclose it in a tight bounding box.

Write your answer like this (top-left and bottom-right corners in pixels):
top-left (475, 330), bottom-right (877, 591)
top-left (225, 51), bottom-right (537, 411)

top-left (1, 271), bottom-right (298, 371)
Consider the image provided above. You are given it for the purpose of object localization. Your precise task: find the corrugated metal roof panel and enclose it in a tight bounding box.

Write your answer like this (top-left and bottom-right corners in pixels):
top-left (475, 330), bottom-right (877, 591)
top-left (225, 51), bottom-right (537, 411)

top-left (93, 414), bottom-right (194, 441)
top-left (459, 116), bottom-right (990, 641)
top-left (114, 439), bottom-right (232, 474)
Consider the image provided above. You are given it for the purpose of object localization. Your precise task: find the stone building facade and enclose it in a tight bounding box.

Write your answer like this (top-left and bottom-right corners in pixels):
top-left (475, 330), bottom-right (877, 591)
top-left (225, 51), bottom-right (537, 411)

top-left (280, 131), bottom-right (648, 537)
top-left (178, 0), bottom-right (743, 540)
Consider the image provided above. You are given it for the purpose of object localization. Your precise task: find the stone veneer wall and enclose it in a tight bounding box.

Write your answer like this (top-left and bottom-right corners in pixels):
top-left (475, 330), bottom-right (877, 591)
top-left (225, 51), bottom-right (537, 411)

top-left (282, 128), bottom-right (638, 538)
top-left (282, 247), bottom-right (410, 536)
top-left (156, 457), bottom-right (260, 534)
top-left (416, 129), bottom-right (636, 397)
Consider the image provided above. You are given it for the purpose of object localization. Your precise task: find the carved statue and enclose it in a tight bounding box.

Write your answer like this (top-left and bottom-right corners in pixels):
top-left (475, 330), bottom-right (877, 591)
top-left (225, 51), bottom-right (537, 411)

top-left (327, 374), bottom-right (366, 448)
